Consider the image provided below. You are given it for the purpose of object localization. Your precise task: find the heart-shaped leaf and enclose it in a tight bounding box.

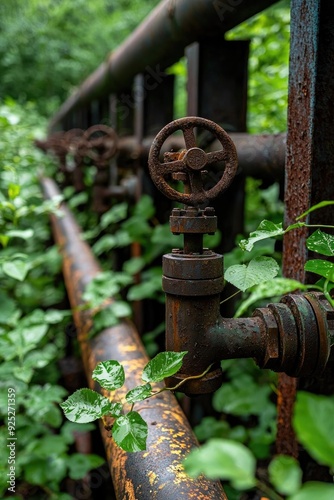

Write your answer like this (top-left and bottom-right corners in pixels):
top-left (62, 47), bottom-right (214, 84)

top-left (142, 351), bottom-right (187, 383)
top-left (225, 257), bottom-right (279, 292)
top-left (60, 388), bottom-right (112, 423)
top-left (3, 260), bottom-right (31, 281)
top-left (112, 411), bottom-right (148, 452)
top-left (125, 383), bottom-right (153, 404)
top-left (92, 360), bottom-right (125, 390)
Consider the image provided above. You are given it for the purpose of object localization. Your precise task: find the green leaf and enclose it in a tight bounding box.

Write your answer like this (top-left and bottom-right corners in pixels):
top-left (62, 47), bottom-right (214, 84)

top-left (112, 301), bottom-right (132, 318)
top-left (0, 234), bottom-right (10, 247)
top-left (6, 229), bottom-right (34, 240)
top-left (142, 351), bottom-right (187, 383)
top-left (67, 453), bottom-right (105, 480)
top-left (112, 411), bottom-right (148, 452)
top-left (133, 194), bottom-right (155, 220)
top-left (100, 202), bottom-right (128, 229)
top-left (8, 183), bottom-right (20, 200)
top-left (125, 383), bottom-right (153, 404)
top-left (92, 360), bottom-right (125, 391)
top-left (234, 278), bottom-right (306, 317)
top-left (296, 200), bottom-right (334, 220)
top-left (225, 257), bottom-right (279, 292)
top-left (44, 309), bottom-right (71, 323)
top-left (268, 455), bottom-right (302, 495)
top-left (13, 365), bottom-right (34, 383)
top-left (60, 388), bottom-right (113, 423)
top-left (213, 374), bottom-right (273, 416)
top-left (293, 391), bottom-right (334, 468)
top-left (3, 259), bottom-right (31, 281)
top-left (239, 220), bottom-right (285, 251)
top-left (183, 438), bottom-right (256, 490)
top-left (305, 259), bottom-right (334, 281)
top-left (106, 402), bottom-right (123, 418)
top-left (289, 481), bottom-right (334, 500)
top-left (306, 229), bottom-right (334, 256)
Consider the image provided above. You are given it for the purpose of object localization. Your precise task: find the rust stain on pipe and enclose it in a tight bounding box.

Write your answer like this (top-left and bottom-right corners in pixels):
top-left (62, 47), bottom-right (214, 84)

top-left (41, 176), bottom-right (226, 499)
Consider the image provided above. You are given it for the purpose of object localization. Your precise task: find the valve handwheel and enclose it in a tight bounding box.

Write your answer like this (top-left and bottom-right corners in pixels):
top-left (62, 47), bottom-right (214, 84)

top-left (148, 117), bottom-right (238, 206)
top-left (82, 124), bottom-right (119, 165)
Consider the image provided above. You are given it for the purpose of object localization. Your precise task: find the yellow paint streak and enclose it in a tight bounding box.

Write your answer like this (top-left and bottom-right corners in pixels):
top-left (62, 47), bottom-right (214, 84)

top-left (148, 470), bottom-right (158, 486)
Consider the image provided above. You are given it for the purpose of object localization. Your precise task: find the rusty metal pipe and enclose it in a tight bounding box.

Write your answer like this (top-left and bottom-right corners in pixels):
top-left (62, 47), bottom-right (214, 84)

top-left (49, 0), bottom-right (278, 132)
top-left (119, 132), bottom-right (286, 181)
top-left (41, 177), bottom-right (226, 499)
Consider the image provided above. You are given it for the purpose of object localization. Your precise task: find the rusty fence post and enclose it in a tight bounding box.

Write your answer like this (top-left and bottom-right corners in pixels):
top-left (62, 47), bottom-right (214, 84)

top-left (279, 0), bottom-right (334, 458)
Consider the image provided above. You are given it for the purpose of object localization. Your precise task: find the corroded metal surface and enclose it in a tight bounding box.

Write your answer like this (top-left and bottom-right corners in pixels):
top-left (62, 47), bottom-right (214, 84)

top-left (281, 0), bottom-right (334, 457)
top-left (148, 117), bottom-right (238, 206)
top-left (49, 0), bottom-right (277, 132)
top-left (41, 176), bottom-right (226, 500)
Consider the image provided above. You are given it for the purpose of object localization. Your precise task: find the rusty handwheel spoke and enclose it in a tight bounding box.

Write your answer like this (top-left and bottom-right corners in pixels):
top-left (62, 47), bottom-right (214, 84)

top-left (206, 149), bottom-right (229, 165)
top-left (182, 127), bottom-right (197, 149)
top-left (148, 117), bottom-right (238, 206)
top-left (158, 159), bottom-right (186, 175)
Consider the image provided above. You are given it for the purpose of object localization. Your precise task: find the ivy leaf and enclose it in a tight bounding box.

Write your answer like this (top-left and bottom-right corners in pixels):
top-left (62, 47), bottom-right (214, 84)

top-left (112, 411), bottom-right (148, 452)
top-left (183, 438), bottom-right (256, 490)
top-left (289, 482), bottom-right (334, 500)
top-left (92, 360), bottom-right (125, 390)
top-left (3, 259), bottom-right (31, 281)
top-left (234, 278), bottom-right (306, 317)
top-left (268, 455), bottom-right (302, 495)
top-left (225, 257), bottom-right (279, 292)
top-left (306, 229), bottom-right (334, 257)
top-left (60, 388), bottom-right (113, 423)
top-left (142, 351), bottom-right (187, 383)
top-left (293, 391), bottom-right (334, 468)
top-left (239, 220), bottom-right (285, 251)
top-left (125, 383), bottom-right (153, 404)
top-left (305, 259), bottom-right (334, 281)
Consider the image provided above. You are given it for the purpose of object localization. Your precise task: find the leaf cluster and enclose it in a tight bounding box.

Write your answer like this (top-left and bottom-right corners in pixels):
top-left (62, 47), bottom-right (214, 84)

top-left (60, 351), bottom-right (187, 452)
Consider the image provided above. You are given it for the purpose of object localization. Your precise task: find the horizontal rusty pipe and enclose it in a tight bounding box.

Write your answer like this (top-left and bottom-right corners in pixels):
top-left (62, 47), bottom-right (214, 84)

top-left (40, 177), bottom-right (226, 500)
top-left (49, 0), bottom-right (278, 132)
top-left (118, 132), bottom-right (286, 182)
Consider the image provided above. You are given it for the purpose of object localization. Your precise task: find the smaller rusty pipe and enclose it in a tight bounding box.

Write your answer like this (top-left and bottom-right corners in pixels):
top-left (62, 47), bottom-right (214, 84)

top-left (164, 282), bottom-right (332, 396)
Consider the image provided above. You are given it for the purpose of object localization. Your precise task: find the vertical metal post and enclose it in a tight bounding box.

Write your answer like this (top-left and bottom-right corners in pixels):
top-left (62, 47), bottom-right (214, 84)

top-left (186, 39), bottom-right (249, 254)
top-left (280, 0), bottom-right (334, 457)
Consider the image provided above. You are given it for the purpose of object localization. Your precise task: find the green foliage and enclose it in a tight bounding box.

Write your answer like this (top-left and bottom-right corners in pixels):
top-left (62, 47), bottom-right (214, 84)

top-left (268, 456), bottom-right (302, 496)
top-left (225, 256), bottom-right (279, 292)
top-left (61, 351), bottom-right (188, 452)
top-left (184, 438), bottom-right (257, 490)
top-left (226, 0), bottom-right (290, 133)
top-left (293, 392), bottom-right (334, 468)
top-left (0, 0), bottom-right (160, 115)
top-left (0, 101), bottom-right (104, 497)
